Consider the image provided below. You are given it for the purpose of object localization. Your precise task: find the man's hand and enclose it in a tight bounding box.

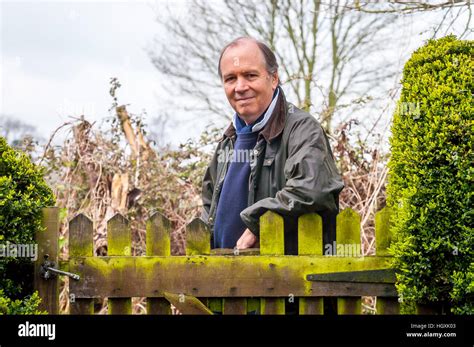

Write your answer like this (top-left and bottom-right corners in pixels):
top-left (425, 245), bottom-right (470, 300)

top-left (235, 228), bottom-right (258, 249)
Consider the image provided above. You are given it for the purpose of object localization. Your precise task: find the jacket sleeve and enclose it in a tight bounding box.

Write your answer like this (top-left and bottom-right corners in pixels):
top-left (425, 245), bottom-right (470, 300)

top-left (240, 116), bottom-right (344, 237)
top-left (201, 145), bottom-right (219, 224)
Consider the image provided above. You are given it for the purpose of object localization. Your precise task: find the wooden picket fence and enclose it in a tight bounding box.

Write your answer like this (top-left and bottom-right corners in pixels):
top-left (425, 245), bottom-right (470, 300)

top-left (34, 207), bottom-right (401, 315)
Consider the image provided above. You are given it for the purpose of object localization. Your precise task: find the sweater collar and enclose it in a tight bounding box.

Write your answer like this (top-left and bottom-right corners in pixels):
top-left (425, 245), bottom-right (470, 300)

top-left (232, 89), bottom-right (280, 134)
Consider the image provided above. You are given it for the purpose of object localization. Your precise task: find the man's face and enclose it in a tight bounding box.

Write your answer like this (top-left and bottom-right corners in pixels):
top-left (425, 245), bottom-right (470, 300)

top-left (220, 41), bottom-right (278, 124)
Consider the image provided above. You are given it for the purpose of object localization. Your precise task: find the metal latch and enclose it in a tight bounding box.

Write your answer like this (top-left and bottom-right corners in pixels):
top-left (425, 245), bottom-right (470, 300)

top-left (40, 254), bottom-right (80, 281)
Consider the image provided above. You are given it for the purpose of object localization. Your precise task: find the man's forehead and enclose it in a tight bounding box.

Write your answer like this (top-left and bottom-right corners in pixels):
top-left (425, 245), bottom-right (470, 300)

top-left (220, 42), bottom-right (265, 71)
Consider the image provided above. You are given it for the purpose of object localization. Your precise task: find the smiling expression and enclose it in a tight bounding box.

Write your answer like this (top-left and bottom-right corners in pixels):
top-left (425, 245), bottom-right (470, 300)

top-left (220, 40), bottom-right (279, 125)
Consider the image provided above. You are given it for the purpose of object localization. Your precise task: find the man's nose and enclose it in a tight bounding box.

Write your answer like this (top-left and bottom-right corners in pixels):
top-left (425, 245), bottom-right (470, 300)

top-left (234, 77), bottom-right (249, 93)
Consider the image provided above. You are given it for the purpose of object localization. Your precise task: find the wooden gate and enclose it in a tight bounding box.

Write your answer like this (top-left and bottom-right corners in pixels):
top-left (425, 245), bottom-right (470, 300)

top-left (34, 207), bottom-right (400, 315)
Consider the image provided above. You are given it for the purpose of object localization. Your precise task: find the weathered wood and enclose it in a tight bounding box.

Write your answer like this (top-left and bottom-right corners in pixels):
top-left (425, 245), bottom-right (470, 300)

top-left (146, 212), bottom-right (171, 315)
top-left (307, 269), bottom-right (396, 283)
top-left (375, 207), bottom-right (399, 314)
top-left (260, 211), bottom-right (284, 255)
top-left (68, 255), bottom-right (394, 298)
top-left (375, 207), bottom-right (393, 257)
top-left (223, 298), bottom-right (247, 315)
top-left (261, 299), bottom-right (285, 314)
top-left (69, 299), bottom-right (94, 314)
top-left (107, 214), bottom-right (132, 314)
top-left (207, 298), bottom-right (223, 314)
top-left (336, 208), bottom-right (362, 314)
top-left (260, 211), bottom-right (285, 314)
top-left (69, 214), bottom-right (94, 314)
top-left (247, 298), bottom-right (260, 314)
top-left (34, 208), bottom-right (60, 314)
top-left (185, 218), bottom-right (212, 313)
top-left (185, 218), bottom-right (210, 256)
top-left (376, 297), bottom-right (400, 314)
top-left (298, 213), bottom-right (324, 315)
top-left (163, 292), bottom-right (213, 315)
top-left (416, 303), bottom-right (441, 314)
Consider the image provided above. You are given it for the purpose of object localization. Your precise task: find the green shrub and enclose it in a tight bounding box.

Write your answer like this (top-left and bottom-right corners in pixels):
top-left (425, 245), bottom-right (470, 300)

top-left (0, 136), bottom-right (54, 312)
top-left (0, 289), bottom-right (46, 315)
top-left (387, 36), bottom-right (473, 313)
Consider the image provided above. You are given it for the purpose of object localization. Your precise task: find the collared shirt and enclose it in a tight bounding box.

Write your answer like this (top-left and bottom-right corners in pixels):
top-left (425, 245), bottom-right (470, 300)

top-left (232, 88), bottom-right (280, 134)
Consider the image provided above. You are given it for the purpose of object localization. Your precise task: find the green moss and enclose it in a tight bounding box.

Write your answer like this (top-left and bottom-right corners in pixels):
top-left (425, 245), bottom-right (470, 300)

top-left (298, 213), bottom-right (323, 255)
top-left (185, 218), bottom-right (210, 255)
top-left (107, 214), bottom-right (131, 256)
top-left (375, 207), bottom-right (393, 257)
top-left (260, 211), bottom-right (284, 255)
top-left (68, 255), bottom-right (392, 298)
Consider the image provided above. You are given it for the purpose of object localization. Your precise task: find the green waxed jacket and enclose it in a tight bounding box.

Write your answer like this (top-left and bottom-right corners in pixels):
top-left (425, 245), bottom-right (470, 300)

top-left (201, 87), bottom-right (344, 252)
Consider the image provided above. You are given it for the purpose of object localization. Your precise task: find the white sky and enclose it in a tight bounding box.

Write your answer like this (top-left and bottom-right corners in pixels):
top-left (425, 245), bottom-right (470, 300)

top-left (0, 0), bottom-right (471, 148)
top-left (0, 0), bottom-right (201, 146)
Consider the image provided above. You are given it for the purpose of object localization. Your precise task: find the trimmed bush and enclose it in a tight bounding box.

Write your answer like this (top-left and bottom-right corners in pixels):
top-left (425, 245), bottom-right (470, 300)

top-left (387, 36), bottom-right (473, 313)
top-left (0, 136), bottom-right (54, 312)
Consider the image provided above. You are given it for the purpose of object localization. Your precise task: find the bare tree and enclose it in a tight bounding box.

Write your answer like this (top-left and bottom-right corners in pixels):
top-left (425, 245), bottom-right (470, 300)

top-left (0, 116), bottom-right (36, 144)
top-left (0, 115), bottom-right (43, 154)
top-left (149, 0), bottom-right (399, 134)
top-left (339, 0), bottom-right (472, 38)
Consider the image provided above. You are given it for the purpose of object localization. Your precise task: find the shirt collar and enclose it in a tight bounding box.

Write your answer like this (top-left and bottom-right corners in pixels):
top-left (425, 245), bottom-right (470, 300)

top-left (232, 88), bottom-right (280, 134)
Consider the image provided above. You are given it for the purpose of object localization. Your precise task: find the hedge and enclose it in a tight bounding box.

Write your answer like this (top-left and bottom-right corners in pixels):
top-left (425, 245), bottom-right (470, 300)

top-left (0, 136), bottom-right (55, 313)
top-left (387, 35), bottom-right (473, 314)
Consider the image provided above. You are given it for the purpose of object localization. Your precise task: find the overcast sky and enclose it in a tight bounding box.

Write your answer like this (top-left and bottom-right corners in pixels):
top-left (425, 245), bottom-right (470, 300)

top-left (0, 0), bottom-right (204, 146)
top-left (0, 0), bottom-right (471, 148)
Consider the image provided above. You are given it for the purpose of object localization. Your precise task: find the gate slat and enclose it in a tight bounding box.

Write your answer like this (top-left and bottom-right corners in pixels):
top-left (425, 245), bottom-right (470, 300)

top-left (223, 298), bottom-right (247, 315)
top-left (34, 208), bottom-right (60, 314)
top-left (336, 209), bottom-right (362, 314)
top-left (298, 213), bottom-right (324, 314)
top-left (260, 211), bottom-right (285, 315)
top-left (246, 298), bottom-right (260, 315)
top-left (375, 207), bottom-right (399, 314)
top-left (107, 214), bottom-right (132, 314)
top-left (146, 212), bottom-right (172, 314)
top-left (69, 213), bottom-right (94, 314)
top-left (185, 218), bottom-right (212, 313)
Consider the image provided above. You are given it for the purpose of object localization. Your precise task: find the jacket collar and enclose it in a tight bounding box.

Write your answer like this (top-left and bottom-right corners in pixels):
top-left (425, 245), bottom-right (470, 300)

top-left (222, 86), bottom-right (287, 143)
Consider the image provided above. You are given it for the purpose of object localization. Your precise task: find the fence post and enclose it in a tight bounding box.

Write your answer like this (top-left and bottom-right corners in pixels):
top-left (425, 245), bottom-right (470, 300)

top-left (298, 213), bottom-right (324, 314)
top-left (336, 208), bottom-right (362, 314)
top-left (260, 211), bottom-right (285, 315)
top-left (146, 212), bottom-right (172, 314)
top-left (107, 214), bottom-right (132, 314)
top-left (69, 214), bottom-right (94, 314)
top-left (185, 218), bottom-right (213, 314)
top-left (34, 207), bottom-right (59, 314)
top-left (375, 207), bottom-right (400, 314)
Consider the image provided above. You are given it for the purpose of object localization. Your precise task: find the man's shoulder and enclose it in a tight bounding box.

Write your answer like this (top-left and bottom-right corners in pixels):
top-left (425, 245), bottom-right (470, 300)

top-left (285, 103), bottom-right (323, 131)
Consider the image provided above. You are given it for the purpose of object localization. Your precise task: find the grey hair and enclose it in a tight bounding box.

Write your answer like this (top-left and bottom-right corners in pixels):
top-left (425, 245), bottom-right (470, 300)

top-left (217, 37), bottom-right (280, 83)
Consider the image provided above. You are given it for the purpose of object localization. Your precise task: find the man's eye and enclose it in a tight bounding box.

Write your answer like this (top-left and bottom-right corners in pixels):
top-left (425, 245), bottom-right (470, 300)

top-left (225, 77), bottom-right (235, 82)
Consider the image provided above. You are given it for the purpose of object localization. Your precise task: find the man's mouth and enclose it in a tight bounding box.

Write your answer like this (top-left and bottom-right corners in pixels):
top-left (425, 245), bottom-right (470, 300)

top-left (236, 96), bottom-right (254, 102)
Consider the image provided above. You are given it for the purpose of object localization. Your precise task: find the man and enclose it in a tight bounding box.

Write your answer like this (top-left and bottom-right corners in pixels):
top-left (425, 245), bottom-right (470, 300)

top-left (202, 37), bottom-right (344, 255)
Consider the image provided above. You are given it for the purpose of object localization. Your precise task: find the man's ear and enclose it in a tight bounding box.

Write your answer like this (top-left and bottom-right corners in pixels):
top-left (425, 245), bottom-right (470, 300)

top-left (272, 72), bottom-right (279, 89)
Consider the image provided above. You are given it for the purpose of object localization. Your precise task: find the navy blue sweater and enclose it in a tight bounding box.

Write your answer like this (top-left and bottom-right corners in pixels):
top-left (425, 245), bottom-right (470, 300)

top-left (213, 130), bottom-right (259, 248)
